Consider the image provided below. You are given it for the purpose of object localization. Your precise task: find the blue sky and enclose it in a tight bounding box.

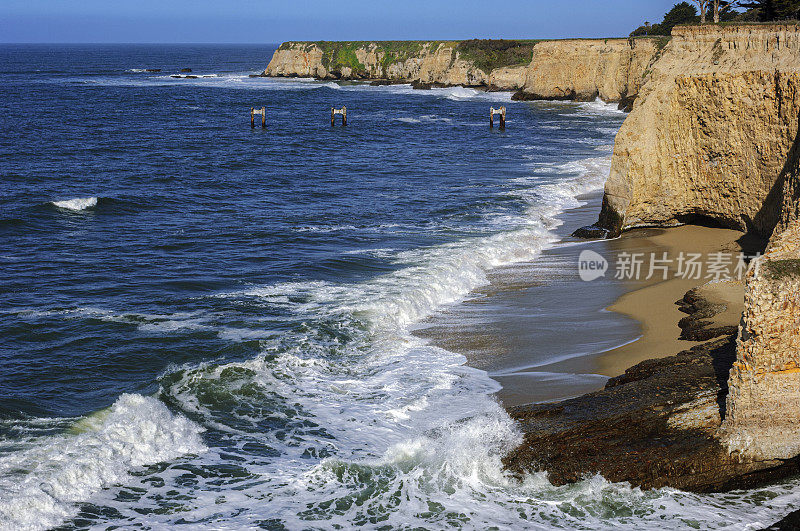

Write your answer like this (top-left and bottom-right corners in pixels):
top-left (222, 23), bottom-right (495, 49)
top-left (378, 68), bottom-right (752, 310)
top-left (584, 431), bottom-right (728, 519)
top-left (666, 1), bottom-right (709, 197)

top-left (1, 1), bottom-right (687, 43)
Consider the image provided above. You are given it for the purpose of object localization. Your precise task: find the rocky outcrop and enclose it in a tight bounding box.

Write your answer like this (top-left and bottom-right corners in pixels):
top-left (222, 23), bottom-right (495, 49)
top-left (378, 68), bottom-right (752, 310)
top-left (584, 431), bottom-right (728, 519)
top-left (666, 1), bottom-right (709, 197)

top-left (721, 219), bottom-right (800, 461)
top-left (264, 39), bottom-right (664, 103)
top-left (599, 25), bottom-right (800, 240)
top-left (505, 272), bottom-right (800, 492)
top-left (265, 41), bottom-right (496, 86)
top-left (677, 283), bottom-right (741, 341)
top-left (564, 23), bottom-right (800, 487)
top-left (504, 334), bottom-right (800, 492)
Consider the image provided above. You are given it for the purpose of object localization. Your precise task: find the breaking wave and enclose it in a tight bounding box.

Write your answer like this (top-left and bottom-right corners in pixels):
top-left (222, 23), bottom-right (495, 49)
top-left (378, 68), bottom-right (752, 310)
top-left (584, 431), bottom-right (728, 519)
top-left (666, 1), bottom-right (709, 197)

top-left (50, 197), bottom-right (98, 211)
top-left (0, 394), bottom-right (205, 531)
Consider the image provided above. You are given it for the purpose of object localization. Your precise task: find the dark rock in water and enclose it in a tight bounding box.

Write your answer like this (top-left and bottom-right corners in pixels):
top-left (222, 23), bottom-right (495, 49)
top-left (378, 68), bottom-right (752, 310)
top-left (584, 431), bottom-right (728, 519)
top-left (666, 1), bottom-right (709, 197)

top-left (595, 194), bottom-right (624, 238)
top-left (369, 79), bottom-right (408, 87)
top-left (145, 69), bottom-right (161, 73)
top-left (762, 509), bottom-right (800, 530)
top-left (180, 68), bottom-right (192, 73)
top-left (512, 89), bottom-right (584, 101)
top-left (618, 94), bottom-right (636, 112)
top-left (248, 73), bottom-right (267, 78)
top-left (571, 224), bottom-right (611, 239)
top-left (503, 333), bottom-right (800, 492)
top-left (676, 288), bottom-right (739, 341)
top-left (410, 80), bottom-right (448, 90)
top-left (511, 90), bottom-right (536, 101)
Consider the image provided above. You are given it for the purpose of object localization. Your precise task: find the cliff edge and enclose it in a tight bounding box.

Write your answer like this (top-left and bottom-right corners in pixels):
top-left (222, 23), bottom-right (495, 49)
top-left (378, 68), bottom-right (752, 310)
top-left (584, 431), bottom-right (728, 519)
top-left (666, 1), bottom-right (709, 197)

top-left (263, 39), bottom-right (665, 104)
top-left (721, 219), bottom-right (800, 461)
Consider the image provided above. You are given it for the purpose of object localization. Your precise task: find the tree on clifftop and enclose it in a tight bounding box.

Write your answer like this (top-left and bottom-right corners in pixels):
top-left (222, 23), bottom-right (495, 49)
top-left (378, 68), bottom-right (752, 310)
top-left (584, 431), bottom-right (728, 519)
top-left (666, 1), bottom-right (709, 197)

top-left (738, 0), bottom-right (800, 20)
top-left (664, 2), bottom-right (703, 28)
top-left (690, 0), bottom-right (712, 22)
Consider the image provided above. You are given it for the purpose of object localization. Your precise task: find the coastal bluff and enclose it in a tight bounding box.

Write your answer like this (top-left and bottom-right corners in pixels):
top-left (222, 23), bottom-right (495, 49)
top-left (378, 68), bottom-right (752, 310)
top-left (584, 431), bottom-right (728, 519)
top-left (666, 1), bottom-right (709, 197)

top-left (521, 24), bottom-right (800, 493)
top-left (595, 23), bottom-right (800, 466)
top-left (263, 38), bottom-right (664, 104)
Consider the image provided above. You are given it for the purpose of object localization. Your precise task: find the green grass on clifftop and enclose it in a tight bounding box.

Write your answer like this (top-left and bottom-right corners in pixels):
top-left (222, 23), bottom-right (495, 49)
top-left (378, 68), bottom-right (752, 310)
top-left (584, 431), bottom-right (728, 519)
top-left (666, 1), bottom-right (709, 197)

top-left (278, 39), bottom-right (541, 75)
top-left (277, 37), bottom-right (667, 75)
top-left (279, 41), bottom-right (458, 76)
top-left (454, 39), bottom-right (541, 73)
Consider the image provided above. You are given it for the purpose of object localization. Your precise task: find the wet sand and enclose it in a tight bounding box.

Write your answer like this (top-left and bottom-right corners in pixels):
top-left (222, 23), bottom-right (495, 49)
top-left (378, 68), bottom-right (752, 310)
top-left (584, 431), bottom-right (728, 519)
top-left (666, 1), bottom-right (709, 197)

top-left (415, 192), bottom-right (759, 407)
top-left (596, 225), bottom-right (750, 376)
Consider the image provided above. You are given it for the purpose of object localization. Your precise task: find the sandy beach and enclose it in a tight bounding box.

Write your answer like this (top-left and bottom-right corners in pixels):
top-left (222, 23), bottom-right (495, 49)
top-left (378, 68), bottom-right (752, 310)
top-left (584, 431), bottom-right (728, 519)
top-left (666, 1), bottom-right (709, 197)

top-left (596, 224), bottom-right (755, 376)
top-left (416, 197), bottom-right (761, 406)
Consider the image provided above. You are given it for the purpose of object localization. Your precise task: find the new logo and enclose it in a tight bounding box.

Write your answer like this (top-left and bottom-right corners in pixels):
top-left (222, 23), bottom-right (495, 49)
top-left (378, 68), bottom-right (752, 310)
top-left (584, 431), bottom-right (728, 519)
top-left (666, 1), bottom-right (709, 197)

top-left (578, 250), bottom-right (608, 281)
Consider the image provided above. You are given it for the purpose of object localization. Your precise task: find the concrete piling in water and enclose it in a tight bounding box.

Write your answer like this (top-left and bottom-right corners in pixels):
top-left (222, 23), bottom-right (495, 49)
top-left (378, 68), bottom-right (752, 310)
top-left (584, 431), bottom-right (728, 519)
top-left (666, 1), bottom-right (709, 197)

top-left (251, 107), bottom-right (266, 128)
top-left (489, 106), bottom-right (506, 128)
top-left (331, 106), bottom-right (347, 126)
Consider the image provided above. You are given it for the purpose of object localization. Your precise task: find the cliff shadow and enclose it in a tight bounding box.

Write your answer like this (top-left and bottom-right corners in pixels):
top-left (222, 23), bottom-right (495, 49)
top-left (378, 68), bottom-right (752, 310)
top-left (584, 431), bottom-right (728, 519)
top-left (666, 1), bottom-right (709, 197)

top-left (749, 115), bottom-right (800, 243)
top-left (710, 335), bottom-right (737, 421)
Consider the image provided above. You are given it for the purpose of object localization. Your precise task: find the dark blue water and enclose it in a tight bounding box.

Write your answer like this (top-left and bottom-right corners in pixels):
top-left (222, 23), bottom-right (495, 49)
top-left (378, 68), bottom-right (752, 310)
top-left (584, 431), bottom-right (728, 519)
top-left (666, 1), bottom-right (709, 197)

top-left (1, 44), bottom-right (795, 530)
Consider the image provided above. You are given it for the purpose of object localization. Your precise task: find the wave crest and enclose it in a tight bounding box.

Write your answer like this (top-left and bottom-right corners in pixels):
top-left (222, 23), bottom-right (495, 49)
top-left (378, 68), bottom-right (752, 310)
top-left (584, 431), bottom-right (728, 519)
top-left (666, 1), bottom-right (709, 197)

top-left (0, 394), bottom-right (205, 531)
top-left (51, 197), bottom-right (97, 211)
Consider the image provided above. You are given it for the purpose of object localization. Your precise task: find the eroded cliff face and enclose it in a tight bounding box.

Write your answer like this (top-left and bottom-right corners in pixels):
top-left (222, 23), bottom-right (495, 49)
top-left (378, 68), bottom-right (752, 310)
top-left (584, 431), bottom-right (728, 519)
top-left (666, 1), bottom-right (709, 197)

top-left (519, 38), bottom-right (660, 102)
top-left (264, 39), bottom-right (663, 103)
top-left (600, 25), bottom-right (800, 240)
top-left (721, 219), bottom-right (800, 461)
top-left (265, 42), bottom-right (493, 86)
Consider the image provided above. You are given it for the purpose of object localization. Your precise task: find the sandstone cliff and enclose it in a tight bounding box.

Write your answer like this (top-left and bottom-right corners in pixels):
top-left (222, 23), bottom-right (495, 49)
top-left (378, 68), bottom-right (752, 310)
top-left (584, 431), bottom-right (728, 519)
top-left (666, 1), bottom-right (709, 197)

top-left (263, 39), bottom-right (664, 103)
top-left (517, 38), bottom-right (661, 102)
top-left (599, 25), bottom-right (800, 241)
top-left (593, 24), bottom-right (800, 467)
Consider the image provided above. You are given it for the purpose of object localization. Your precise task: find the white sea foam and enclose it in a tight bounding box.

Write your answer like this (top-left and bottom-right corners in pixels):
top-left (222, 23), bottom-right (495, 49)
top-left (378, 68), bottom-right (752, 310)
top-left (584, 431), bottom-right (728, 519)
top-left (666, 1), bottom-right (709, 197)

top-left (576, 97), bottom-right (627, 116)
top-left (440, 86), bottom-right (513, 102)
top-left (0, 394), bottom-right (205, 531)
top-left (105, 149), bottom-right (615, 528)
top-left (170, 73), bottom-right (218, 79)
top-left (342, 247), bottom-right (398, 258)
top-left (11, 307), bottom-right (278, 342)
top-left (443, 86), bottom-right (480, 100)
top-left (51, 197), bottom-right (97, 211)
top-left (395, 114), bottom-right (453, 124)
top-left (35, 142), bottom-right (800, 528)
top-left (59, 73), bottom-right (518, 104)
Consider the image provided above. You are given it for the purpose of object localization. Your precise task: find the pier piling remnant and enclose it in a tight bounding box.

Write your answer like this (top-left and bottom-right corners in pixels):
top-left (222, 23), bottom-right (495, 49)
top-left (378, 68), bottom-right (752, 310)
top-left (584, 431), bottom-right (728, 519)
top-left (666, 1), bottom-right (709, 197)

top-left (331, 106), bottom-right (347, 126)
top-left (251, 107), bottom-right (266, 128)
top-left (490, 106), bottom-right (507, 128)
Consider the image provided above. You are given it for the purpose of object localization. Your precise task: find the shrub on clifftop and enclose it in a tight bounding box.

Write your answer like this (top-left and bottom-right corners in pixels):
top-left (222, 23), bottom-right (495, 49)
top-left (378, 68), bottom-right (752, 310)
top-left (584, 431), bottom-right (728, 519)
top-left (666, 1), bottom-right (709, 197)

top-left (454, 39), bottom-right (540, 73)
top-left (631, 2), bottom-right (700, 36)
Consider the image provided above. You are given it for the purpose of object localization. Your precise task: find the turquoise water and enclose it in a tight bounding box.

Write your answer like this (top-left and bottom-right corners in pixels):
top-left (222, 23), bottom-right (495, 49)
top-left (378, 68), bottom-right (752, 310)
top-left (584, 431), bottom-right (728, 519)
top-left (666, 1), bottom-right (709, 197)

top-left (1, 44), bottom-right (798, 529)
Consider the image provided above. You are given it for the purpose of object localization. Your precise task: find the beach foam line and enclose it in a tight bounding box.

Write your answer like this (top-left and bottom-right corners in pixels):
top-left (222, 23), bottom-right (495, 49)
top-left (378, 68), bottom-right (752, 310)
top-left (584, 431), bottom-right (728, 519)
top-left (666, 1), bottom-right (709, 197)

top-left (51, 197), bottom-right (97, 211)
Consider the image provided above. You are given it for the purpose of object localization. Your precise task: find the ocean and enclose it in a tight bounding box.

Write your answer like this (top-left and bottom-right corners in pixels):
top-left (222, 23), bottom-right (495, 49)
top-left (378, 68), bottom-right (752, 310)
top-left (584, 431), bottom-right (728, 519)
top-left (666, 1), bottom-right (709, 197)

top-left (1, 44), bottom-right (798, 530)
